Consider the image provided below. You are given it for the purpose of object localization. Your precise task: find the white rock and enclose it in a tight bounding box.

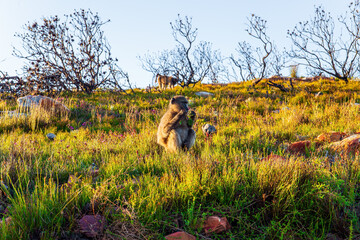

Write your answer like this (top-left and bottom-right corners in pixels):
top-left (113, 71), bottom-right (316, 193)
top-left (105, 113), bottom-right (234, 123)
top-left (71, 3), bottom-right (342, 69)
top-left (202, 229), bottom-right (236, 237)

top-left (46, 133), bottom-right (56, 140)
top-left (195, 91), bottom-right (214, 97)
top-left (17, 95), bottom-right (70, 115)
top-left (202, 124), bottom-right (217, 136)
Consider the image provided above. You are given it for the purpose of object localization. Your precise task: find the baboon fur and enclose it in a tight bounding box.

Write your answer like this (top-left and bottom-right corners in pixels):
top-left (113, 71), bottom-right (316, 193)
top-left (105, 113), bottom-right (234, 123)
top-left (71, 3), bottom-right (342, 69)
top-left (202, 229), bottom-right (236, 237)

top-left (157, 95), bottom-right (196, 152)
top-left (155, 74), bottom-right (179, 90)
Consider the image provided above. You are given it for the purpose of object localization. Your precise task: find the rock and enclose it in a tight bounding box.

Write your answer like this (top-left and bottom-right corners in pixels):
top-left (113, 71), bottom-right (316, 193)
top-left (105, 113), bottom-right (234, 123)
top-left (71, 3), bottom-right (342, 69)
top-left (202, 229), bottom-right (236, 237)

top-left (328, 134), bottom-right (360, 155)
top-left (46, 133), bottom-right (56, 141)
top-left (203, 216), bottom-right (231, 234)
top-left (17, 95), bottom-right (70, 115)
top-left (287, 141), bottom-right (312, 155)
top-left (315, 91), bottom-right (323, 98)
top-left (78, 215), bottom-right (106, 238)
top-left (316, 132), bottom-right (347, 143)
top-left (0, 111), bottom-right (28, 119)
top-left (165, 231), bottom-right (196, 240)
top-left (202, 124), bottom-right (216, 136)
top-left (195, 91), bottom-right (214, 97)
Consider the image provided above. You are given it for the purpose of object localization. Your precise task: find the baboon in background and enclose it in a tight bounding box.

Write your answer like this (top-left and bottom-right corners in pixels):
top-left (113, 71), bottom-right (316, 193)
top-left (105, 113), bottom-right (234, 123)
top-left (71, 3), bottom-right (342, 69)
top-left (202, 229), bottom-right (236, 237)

top-left (157, 95), bottom-right (196, 153)
top-left (155, 74), bottom-right (179, 90)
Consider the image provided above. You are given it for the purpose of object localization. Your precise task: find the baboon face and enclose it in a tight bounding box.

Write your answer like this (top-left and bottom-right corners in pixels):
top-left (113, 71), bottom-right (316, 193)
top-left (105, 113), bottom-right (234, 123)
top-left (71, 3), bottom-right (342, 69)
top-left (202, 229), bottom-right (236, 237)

top-left (170, 95), bottom-right (189, 113)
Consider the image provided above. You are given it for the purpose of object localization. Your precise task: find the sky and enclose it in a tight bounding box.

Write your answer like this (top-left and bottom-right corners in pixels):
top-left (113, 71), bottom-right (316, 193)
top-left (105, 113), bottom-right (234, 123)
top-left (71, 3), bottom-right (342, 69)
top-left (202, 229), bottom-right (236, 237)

top-left (0, 0), bottom-right (350, 88)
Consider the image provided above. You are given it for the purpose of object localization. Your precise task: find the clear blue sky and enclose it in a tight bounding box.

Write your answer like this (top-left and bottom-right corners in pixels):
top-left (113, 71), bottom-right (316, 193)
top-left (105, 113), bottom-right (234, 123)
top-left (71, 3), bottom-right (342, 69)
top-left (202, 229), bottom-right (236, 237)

top-left (0, 0), bottom-right (350, 88)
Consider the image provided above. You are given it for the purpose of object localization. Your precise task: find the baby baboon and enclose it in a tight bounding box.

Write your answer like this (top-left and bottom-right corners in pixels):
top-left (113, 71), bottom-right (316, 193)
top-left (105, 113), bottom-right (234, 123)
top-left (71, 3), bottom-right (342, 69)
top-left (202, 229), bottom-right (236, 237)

top-left (155, 74), bottom-right (179, 90)
top-left (157, 95), bottom-right (196, 152)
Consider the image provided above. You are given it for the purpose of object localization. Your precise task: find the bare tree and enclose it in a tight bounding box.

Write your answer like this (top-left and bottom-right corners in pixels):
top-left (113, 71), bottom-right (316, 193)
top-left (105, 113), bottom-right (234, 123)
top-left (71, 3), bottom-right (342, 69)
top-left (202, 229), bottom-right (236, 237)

top-left (288, 3), bottom-right (360, 83)
top-left (13, 9), bottom-right (131, 94)
top-left (230, 15), bottom-right (288, 91)
top-left (139, 15), bottom-right (225, 87)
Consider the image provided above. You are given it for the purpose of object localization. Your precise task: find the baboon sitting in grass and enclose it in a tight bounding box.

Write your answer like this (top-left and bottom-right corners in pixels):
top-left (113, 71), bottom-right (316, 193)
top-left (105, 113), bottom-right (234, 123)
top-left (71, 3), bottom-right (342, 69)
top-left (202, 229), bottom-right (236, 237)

top-left (157, 95), bottom-right (196, 152)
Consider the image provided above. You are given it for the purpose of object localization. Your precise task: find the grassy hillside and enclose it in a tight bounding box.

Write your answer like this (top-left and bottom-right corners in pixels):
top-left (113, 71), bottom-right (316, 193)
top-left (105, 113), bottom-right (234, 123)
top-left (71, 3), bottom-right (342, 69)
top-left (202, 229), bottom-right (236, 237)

top-left (1, 79), bottom-right (360, 239)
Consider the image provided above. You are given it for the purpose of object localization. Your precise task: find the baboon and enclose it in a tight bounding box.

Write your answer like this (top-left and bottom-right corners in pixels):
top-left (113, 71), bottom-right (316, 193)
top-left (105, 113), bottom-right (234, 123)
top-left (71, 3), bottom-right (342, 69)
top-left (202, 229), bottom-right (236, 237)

top-left (155, 74), bottom-right (179, 90)
top-left (157, 95), bottom-right (196, 152)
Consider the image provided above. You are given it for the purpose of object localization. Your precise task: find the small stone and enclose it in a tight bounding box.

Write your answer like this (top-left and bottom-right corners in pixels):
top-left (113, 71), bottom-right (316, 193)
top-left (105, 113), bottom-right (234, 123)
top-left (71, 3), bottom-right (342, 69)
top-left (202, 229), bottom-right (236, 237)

top-left (78, 215), bottom-right (106, 238)
top-left (46, 133), bottom-right (56, 141)
top-left (165, 231), bottom-right (196, 240)
top-left (203, 216), bottom-right (231, 234)
top-left (202, 124), bottom-right (216, 136)
top-left (195, 91), bottom-right (214, 97)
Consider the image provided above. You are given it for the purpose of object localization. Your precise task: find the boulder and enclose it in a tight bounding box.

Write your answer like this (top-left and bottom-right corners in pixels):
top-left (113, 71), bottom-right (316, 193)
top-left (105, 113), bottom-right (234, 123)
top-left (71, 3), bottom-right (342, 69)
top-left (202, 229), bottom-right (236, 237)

top-left (203, 216), bottom-right (231, 234)
top-left (17, 95), bottom-right (70, 115)
top-left (78, 215), bottom-right (106, 238)
top-left (316, 132), bottom-right (347, 143)
top-left (165, 231), bottom-right (196, 240)
top-left (328, 134), bottom-right (360, 155)
top-left (195, 91), bottom-right (214, 98)
top-left (287, 141), bottom-right (313, 155)
top-left (202, 124), bottom-right (216, 136)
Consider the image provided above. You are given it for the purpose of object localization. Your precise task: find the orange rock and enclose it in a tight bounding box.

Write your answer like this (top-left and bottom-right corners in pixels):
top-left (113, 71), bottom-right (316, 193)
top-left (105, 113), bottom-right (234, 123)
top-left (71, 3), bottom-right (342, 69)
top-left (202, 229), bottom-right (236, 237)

top-left (287, 141), bottom-right (312, 155)
top-left (328, 134), bottom-right (360, 155)
top-left (316, 132), bottom-right (347, 143)
top-left (203, 216), bottom-right (231, 234)
top-left (165, 231), bottom-right (196, 240)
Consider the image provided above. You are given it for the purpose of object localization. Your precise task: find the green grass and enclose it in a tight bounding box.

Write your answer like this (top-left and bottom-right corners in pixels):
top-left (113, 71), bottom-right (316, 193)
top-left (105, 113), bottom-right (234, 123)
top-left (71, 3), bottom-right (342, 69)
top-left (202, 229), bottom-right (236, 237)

top-left (0, 80), bottom-right (360, 239)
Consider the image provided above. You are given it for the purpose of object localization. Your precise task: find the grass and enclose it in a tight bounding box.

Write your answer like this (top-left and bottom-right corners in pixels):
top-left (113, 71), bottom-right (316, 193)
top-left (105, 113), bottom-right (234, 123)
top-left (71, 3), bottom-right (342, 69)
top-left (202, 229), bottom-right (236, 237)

top-left (0, 79), bottom-right (360, 239)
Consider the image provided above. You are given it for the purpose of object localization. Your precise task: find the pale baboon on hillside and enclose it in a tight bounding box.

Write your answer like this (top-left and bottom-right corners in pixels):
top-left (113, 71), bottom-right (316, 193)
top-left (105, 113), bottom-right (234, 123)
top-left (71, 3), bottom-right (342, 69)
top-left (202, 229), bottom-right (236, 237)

top-left (155, 74), bottom-right (179, 90)
top-left (157, 95), bottom-right (196, 152)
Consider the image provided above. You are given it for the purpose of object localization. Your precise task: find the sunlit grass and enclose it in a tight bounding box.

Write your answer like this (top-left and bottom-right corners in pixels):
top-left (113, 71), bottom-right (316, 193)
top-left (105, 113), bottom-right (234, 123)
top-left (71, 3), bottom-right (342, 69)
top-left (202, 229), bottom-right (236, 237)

top-left (0, 80), bottom-right (360, 239)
